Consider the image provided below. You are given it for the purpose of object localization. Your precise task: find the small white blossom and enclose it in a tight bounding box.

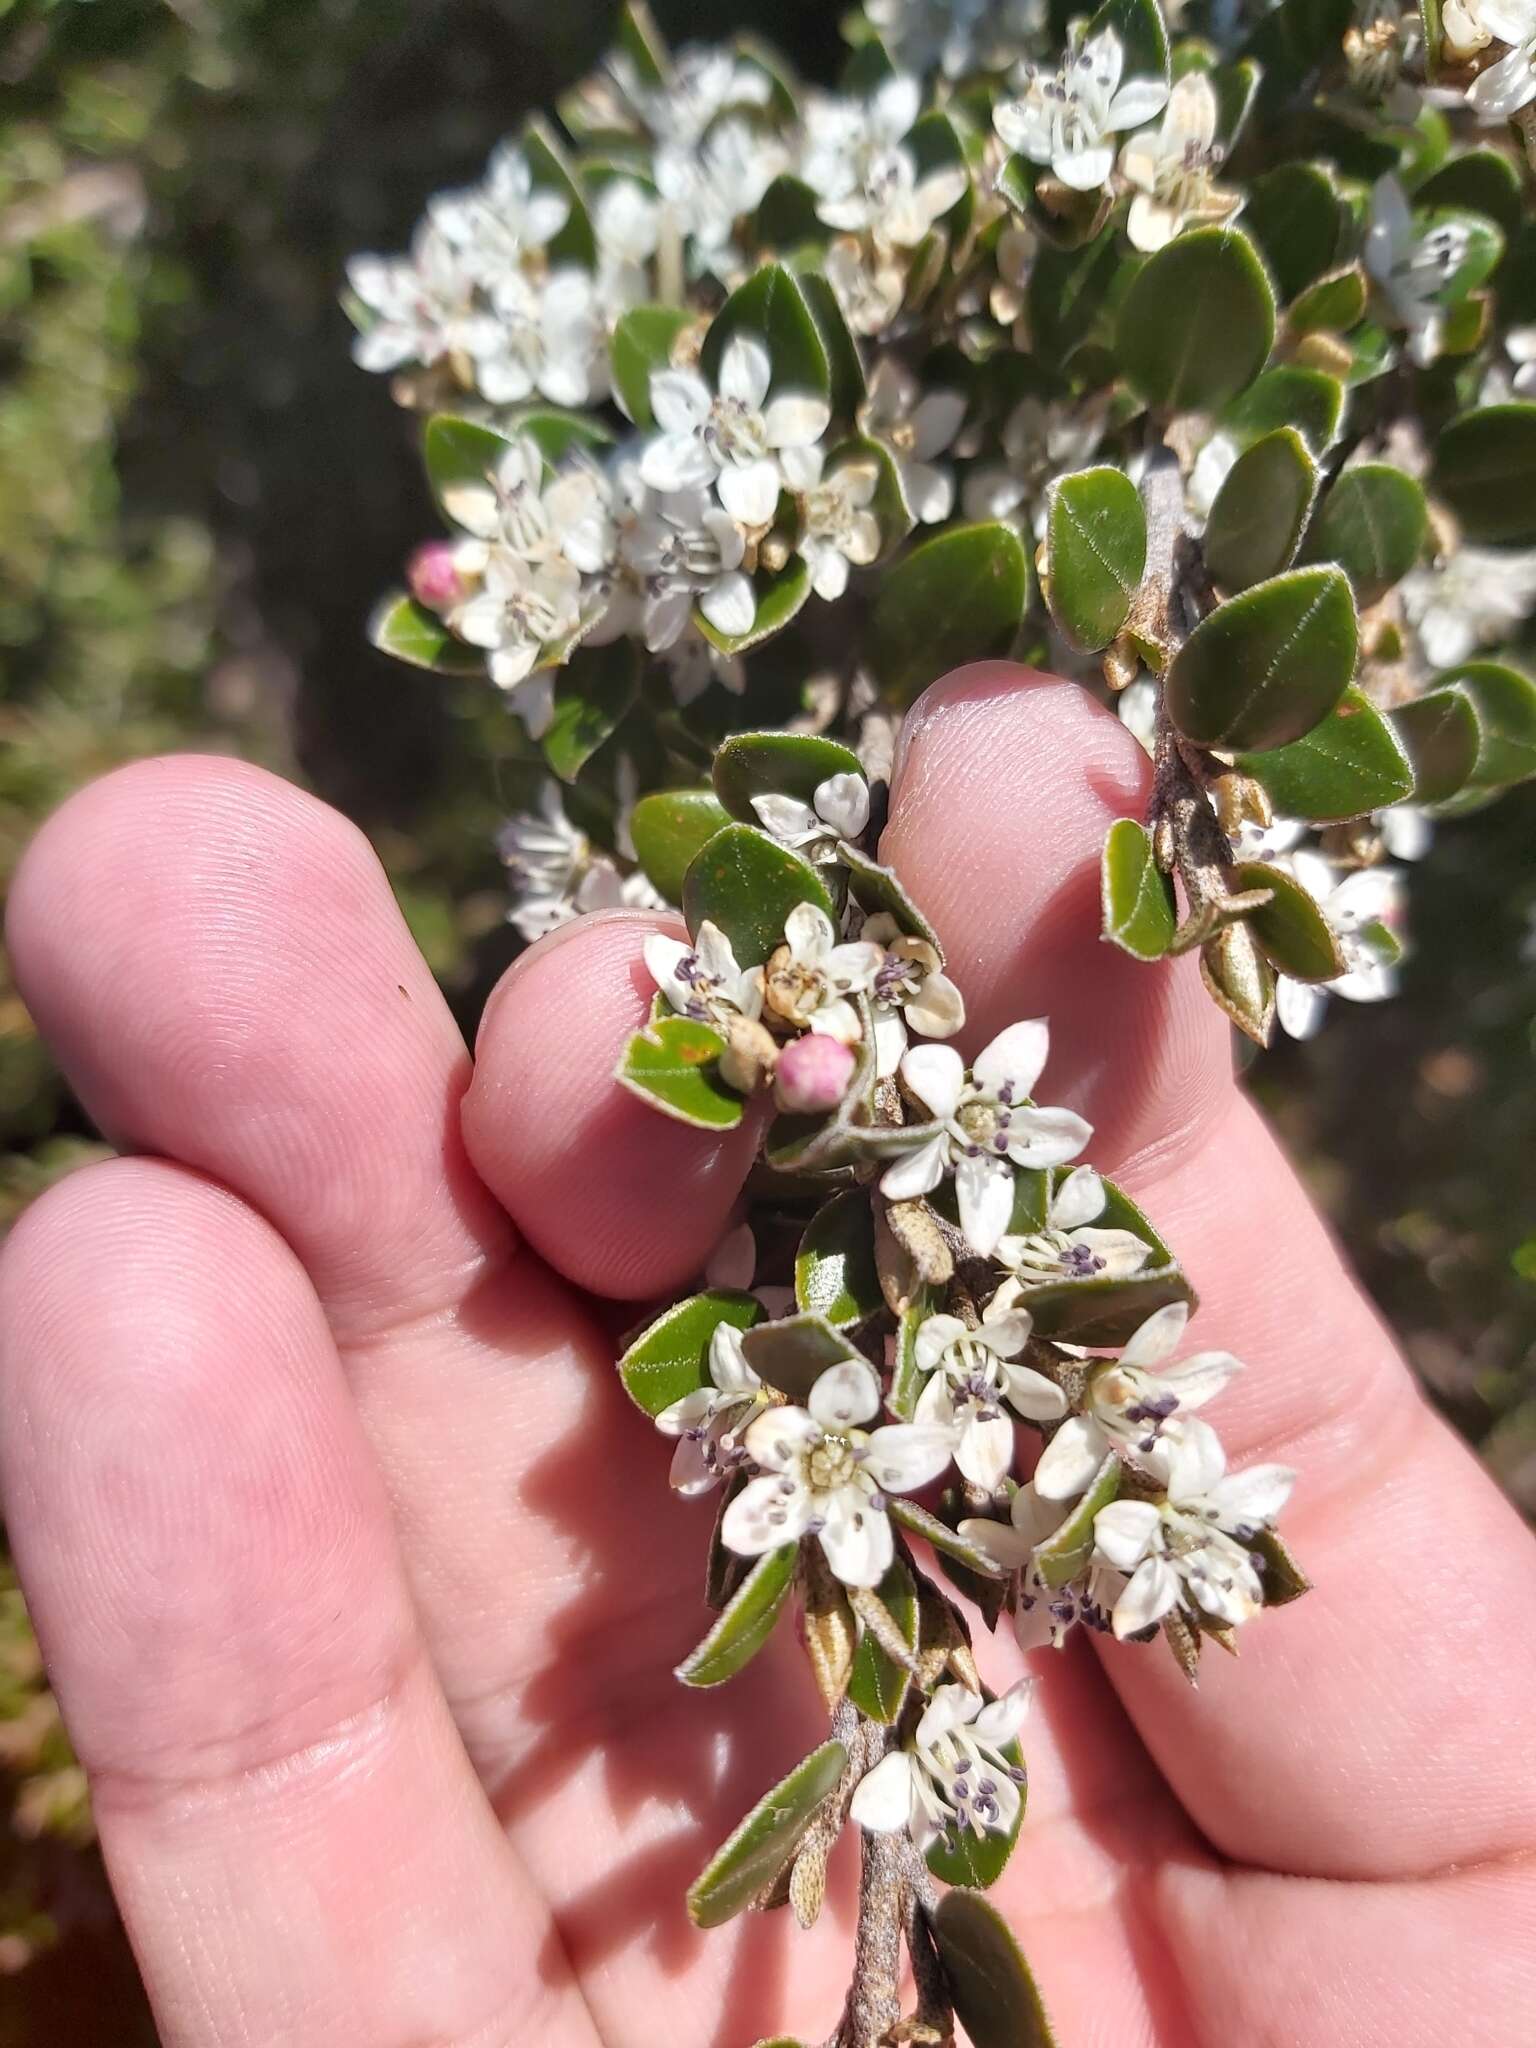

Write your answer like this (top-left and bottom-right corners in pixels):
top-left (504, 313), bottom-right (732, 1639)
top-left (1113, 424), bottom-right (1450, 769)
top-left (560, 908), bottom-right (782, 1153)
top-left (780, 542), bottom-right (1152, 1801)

top-left (347, 225), bottom-right (498, 375)
top-left (803, 74), bottom-right (968, 248)
top-left (824, 234), bottom-right (907, 338)
top-left (850, 1681), bottom-right (1032, 1852)
top-left (752, 772), bottom-right (871, 861)
top-left (1117, 677), bottom-right (1158, 755)
top-left (1033, 1301), bottom-right (1243, 1500)
top-left (497, 785), bottom-right (660, 942)
top-left (1093, 1416), bottom-right (1295, 1637)
top-left (646, 921), bottom-right (765, 1027)
top-left (451, 546), bottom-right (582, 732)
top-left (658, 624), bottom-right (747, 707)
top-left (958, 1482), bottom-right (1125, 1649)
top-left (622, 482), bottom-right (756, 645)
top-left (962, 394), bottom-right (1105, 529)
top-left (913, 1290), bottom-right (1066, 1490)
top-left (656, 115), bottom-right (789, 270)
top-left (1364, 176), bottom-right (1473, 367)
top-left (722, 1358), bottom-right (954, 1587)
top-left (1186, 430), bottom-right (1241, 526)
top-left (655, 1320), bottom-right (772, 1495)
top-left (995, 29), bottom-right (1169, 193)
top-left (428, 144), bottom-right (570, 291)
top-left (1118, 72), bottom-right (1239, 252)
top-left (781, 446), bottom-right (882, 600)
top-left (859, 358), bottom-right (966, 524)
top-left (1442, 0), bottom-right (1498, 56)
top-left (1274, 851), bottom-right (1407, 1040)
top-left (862, 913), bottom-right (966, 1076)
top-left (1466, 0), bottom-right (1536, 119)
top-left (880, 1022), bottom-right (1092, 1258)
top-left (996, 1166), bottom-right (1152, 1288)
top-left (763, 903), bottom-right (884, 1044)
top-left (1229, 812), bottom-right (1307, 863)
top-left (1379, 805), bottom-right (1434, 862)
top-left (641, 334), bottom-right (831, 527)
top-left (1400, 545), bottom-right (1536, 667)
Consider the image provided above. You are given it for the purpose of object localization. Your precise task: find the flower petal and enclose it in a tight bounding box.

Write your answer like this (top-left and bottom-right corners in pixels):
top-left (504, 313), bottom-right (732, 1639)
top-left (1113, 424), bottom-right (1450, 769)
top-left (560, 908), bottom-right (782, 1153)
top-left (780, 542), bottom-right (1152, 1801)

top-left (1112, 1553), bottom-right (1181, 1638)
top-left (955, 1410), bottom-right (1016, 1491)
top-left (742, 1405), bottom-right (821, 1473)
top-left (879, 1133), bottom-right (950, 1202)
top-left (956, 1151), bottom-right (1015, 1258)
top-left (698, 570), bottom-right (756, 639)
top-left (1050, 1166), bottom-right (1105, 1231)
top-left (764, 391), bottom-right (833, 448)
top-left (751, 792), bottom-right (819, 841)
top-left (849, 1751), bottom-right (918, 1834)
top-left (719, 333), bottom-right (772, 407)
top-left (972, 1018), bottom-right (1050, 1100)
top-left (899, 1042), bottom-right (966, 1120)
top-left (905, 970), bottom-right (965, 1039)
top-left (1209, 1462), bottom-right (1296, 1534)
top-left (717, 456), bottom-right (781, 528)
top-left (819, 1492), bottom-right (894, 1588)
top-left (1032, 1413), bottom-right (1109, 1501)
top-left (914, 1314), bottom-right (967, 1377)
top-left (864, 1422), bottom-right (955, 1495)
top-left (721, 1472), bottom-right (814, 1555)
top-left (972, 1678), bottom-right (1034, 1748)
top-left (956, 1514), bottom-right (1035, 1571)
top-left (1005, 1105), bottom-right (1093, 1169)
top-left (649, 368), bottom-right (710, 434)
top-left (809, 1358), bottom-right (882, 1431)
top-left (1091, 1499), bottom-right (1160, 1572)
top-left (1157, 1347), bottom-right (1242, 1410)
top-left (1000, 1363), bottom-right (1069, 1424)
top-left (1120, 1299), bottom-right (1190, 1370)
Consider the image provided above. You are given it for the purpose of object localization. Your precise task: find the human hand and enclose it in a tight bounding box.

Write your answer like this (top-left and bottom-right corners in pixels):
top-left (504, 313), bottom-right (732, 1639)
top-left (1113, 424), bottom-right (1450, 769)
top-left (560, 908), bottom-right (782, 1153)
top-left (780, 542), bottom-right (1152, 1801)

top-left (2, 666), bottom-right (1533, 2048)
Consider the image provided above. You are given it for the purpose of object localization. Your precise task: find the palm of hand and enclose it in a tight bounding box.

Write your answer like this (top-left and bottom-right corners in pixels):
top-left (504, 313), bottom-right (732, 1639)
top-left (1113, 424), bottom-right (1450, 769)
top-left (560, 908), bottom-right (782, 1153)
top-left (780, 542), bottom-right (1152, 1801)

top-left (1, 669), bottom-right (1531, 2048)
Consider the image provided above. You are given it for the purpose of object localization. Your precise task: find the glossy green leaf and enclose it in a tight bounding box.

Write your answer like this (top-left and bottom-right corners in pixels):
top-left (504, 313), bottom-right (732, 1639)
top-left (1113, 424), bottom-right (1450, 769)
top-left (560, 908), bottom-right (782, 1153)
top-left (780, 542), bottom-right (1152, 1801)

top-left (1166, 566), bottom-right (1356, 752)
top-left (1287, 265), bottom-right (1367, 333)
top-left (1116, 228), bottom-right (1275, 414)
top-left (1027, 229), bottom-right (1121, 365)
top-left (687, 1739), bottom-right (848, 1929)
top-left (713, 732), bottom-right (865, 822)
top-left (795, 1190), bottom-right (882, 1329)
top-left (696, 555), bottom-right (813, 655)
top-left (1100, 818), bottom-right (1176, 962)
top-left (1236, 685), bottom-right (1414, 820)
top-left (740, 1313), bottom-right (864, 1404)
top-left (700, 262), bottom-right (830, 403)
top-left (1432, 404), bottom-right (1536, 546)
top-left (1088, 0), bottom-right (1169, 74)
top-left (888, 1498), bottom-right (1007, 1576)
top-left (368, 595), bottom-right (485, 675)
top-left (933, 1889), bottom-right (1060, 2048)
top-left (522, 117), bottom-right (596, 269)
top-left (1223, 365), bottom-right (1344, 452)
top-left (795, 267), bottom-right (867, 418)
top-left (542, 641), bottom-right (639, 782)
top-left (615, 0), bottom-right (668, 85)
top-left (511, 408), bottom-right (616, 465)
top-left (1046, 466), bottom-right (1147, 650)
top-left (422, 413), bottom-right (517, 527)
top-left (925, 1719), bottom-right (1026, 1889)
top-left (847, 1559), bottom-right (918, 1723)
top-left (1232, 860), bottom-right (1346, 981)
top-left (1019, 1262), bottom-right (1194, 1347)
top-left (1417, 148), bottom-right (1523, 235)
top-left (1243, 163), bottom-right (1339, 300)
top-left (755, 172), bottom-right (825, 248)
top-left (1034, 1453), bottom-right (1121, 1591)
top-left (1441, 661), bottom-right (1536, 786)
top-left (1302, 463), bottom-right (1427, 606)
top-left (870, 522), bottom-right (1029, 704)
top-left (1204, 428), bottom-right (1317, 592)
top-left (839, 842), bottom-right (940, 947)
top-left (1388, 687), bottom-right (1481, 802)
top-left (676, 1544), bottom-right (798, 1688)
top-left (682, 823), bottom-right (837, 964)
top-left (615, 1014), bottom-right (745, 1130)
top-left (630, 789), bottom-right (732, 901)
top-left (611, 304), bottom-right (694, 426)
top-left (887, 1291), bottom-right (934, 1424)
top-left (617, 1290), bottom-right (764, 1418)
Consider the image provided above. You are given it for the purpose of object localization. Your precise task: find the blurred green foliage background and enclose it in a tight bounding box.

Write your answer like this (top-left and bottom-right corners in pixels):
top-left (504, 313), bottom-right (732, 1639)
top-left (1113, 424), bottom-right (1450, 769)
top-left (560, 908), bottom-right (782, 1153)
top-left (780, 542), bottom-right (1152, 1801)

top-left (0, 0), bottom-right (1531, 2037)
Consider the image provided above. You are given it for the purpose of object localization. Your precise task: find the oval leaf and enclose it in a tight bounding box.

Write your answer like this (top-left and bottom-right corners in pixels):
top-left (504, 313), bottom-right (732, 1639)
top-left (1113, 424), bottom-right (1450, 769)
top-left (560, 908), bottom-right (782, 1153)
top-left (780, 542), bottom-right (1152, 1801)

top-left (612, 303), bottom-right (694, 427)
top-left (369, 594), bottom-right (485, 675)
top-left (714, 732), bottom-right (865, 823)
top-left (700, 262), bottom-right (831, 403)
top-left (542, 642), bottom-right (639, 782)
top-left (795, 1190), bottom-right (883, 1328)
top-left (932, 1889), bottom-right (1060, 2048)
top-left (1231, 860), bottom-right (1346, 982)
top-left (1303, 463), bottom-right (1427, 606)
top-left (1439, 660), bottom-right (1536, 787)
top-left (1388, 686), bottom-right (1481, 803)
top-left (676, 1544), bottom-right (798, 1688)
top-left (1204, 428), bottom-right (1317, 592)
top-left (1166, 566), bottom-right (1357, 752)
top-left (871, 522), bottom-right (1030, 705)
top-left (740, 1312), bottom-right (864, 1405)
top-left (1432, 403), bottom-right (1536, 546)
top-left (1223, 365), bottom-right (1344, 452)
top-left (1033, 1452), bottom-right (1120, 1591)
top-left (1243, 162), bottom-right (1339, 300)
top-left (1236, 684), bottom-right (1414, 820)
top-left (630, 789), bottom-right (732, 901)
top-left (1101, 818), bottom-right (1176, 962)
top-left (615, 1014), bottom-right (746, 1130)
top-left (839, 841), bottom-right (940, 947)
top-left (847, 1559), bottom-right (918, 1724)
top-left (1047, 467), bottom-right (1147, 650)
top-left (686, 1739), bottom-right (848, 1929)
top-left (618, 1289), bottom-right (763, 1418)
top-left (1116, 227), bottom-right (1276, 414)
top-left (682, 823), bottom-right (838, 965)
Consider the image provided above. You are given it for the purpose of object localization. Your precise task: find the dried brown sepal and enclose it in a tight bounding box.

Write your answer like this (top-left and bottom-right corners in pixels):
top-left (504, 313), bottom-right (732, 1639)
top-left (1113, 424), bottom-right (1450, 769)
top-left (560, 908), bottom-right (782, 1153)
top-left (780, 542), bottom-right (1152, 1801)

top-left (879, 1196), bottom-right (954, 1297)
top-left (1253, 1526), bottom-right (1313, 1605)
top-left (799, 1544), bottom-right (858, 1710)
top-left (1162, 1607), bottom-right (1203, 1686)
top-left (788, 1821), bottom-right (834, 1929)
top-left (1199, 919), bottom-right (1277, 1046)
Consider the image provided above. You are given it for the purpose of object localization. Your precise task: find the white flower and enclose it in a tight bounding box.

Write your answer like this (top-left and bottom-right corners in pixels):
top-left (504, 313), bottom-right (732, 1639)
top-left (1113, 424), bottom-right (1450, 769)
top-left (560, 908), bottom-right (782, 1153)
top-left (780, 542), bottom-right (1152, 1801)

top-left (912, 1291), bottom-right (1066, 1490)
top-left (655, 1321), bottom-right (772, 1495)
top-left (763, 902), bottom-right (884, 1043)
top-left (497, 784), bottom-right (661, 943)
top-left (862, 913), bottom-right (966, 1076)
top-left (721, 1358), bottom-right (954, 1587)
top-left (958, 1482), bottom-right (1125, 1650)
top-left (656, 116), bottom-right (788, 268)
top-left (428, 143), bottom-right (570, 291)
top-left (1400, 545), bottom-right (1536, 668)
top-left (1117, 677), bottom-right (1158, 756)
top-left (658, 624), bottom-right (747, 707)
top-left (859, 358), bottom-right (965, 524)
top-left (1378, 805), bottom-right (1433, 862)
top-left (1093, 1416), bottom-right (1295, 1637)
top-left (1466, 0), bottom-right (1536, 119)
top-left (803, 75), bottom-right (968, 248)
top-left (1118, 72), bottom-right (1239, 252)
top-left (781, 446), bottom-right (882, 600)
top-left (1033, 1301), bottom-right (1243, 1500)
top-left (824, 235), bottom-right (907, 338)
top-left (347, 224), bottom-right (497, 375)
top-left (879, 1022), bottom-right (1092, 1259)
top-left (1364, 177), bottom-right (1473, 367)
top-left (995, 29), bottom-right (1169, 193)
top-left (751, 772), bottom-right (871, 861)
top-left (1273, 851), bottom-right (1407, 1040)
top-left (641, 334), bottom-right (831, 527)
top-left (592, 176), bottom-right (661, 293)
top-left (628, 43), bottom-right (771, 150)
top-left (1442, 0), bottom-right (1498, 56)
top-left (451, 545), bottom-right (581, 732)
top-left (472, 265), bottom-right (611, 408)
top-left (996, 1167), bottom-right (1152, 1288)
top-left (623, 483), bottom-right (756, 645)
top-left (961, 393), bottom-right (1105, 529)
top-left (645, 921), bottom-right (765, 1028)
top-left (1186, 430), bottom-right (1240, 526)
top-left (1229, 812), bottom-right (1307, 863)
top-left (850, 1681), bottom-right (1032, 1852)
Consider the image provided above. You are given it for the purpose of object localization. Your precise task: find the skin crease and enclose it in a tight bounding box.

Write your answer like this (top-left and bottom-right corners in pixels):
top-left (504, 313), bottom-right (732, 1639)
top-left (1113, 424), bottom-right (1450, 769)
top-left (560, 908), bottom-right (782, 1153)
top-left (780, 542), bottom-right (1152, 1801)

top-left (0, 663), bottom-right (1531, 2048)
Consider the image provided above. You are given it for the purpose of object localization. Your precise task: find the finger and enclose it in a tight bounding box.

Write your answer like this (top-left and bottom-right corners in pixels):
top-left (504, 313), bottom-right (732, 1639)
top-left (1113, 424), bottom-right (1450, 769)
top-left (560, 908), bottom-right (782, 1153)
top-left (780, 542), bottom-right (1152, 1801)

top-left (462, 910), bottom-right (762, 1297)
top-left (886, 664), bottom-right (1536, 1879)
top-left (0, 1158), bottom-right (594, 2048)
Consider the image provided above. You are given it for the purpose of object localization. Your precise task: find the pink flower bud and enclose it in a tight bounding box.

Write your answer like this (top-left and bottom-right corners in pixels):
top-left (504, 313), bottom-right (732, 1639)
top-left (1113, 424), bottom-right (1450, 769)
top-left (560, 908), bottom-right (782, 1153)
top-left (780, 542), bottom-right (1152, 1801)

top-left (407, 541), bottom-right (464, 611)
top-left (774, 1032), bottom-right (856, 1116)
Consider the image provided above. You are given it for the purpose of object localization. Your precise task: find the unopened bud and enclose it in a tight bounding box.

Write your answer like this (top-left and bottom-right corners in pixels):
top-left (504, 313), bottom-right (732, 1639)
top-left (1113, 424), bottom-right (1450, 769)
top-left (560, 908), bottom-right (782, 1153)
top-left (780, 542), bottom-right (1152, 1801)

top-left (408, 541), bottom-right (465, 611)
top-left (774, 1032), bottom-right (856, 1115)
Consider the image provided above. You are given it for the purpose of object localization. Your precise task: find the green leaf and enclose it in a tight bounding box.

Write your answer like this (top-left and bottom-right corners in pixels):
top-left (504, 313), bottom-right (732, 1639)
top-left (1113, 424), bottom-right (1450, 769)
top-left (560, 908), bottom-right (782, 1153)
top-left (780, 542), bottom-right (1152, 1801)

top-left (675, 1545), bottom-right (798, 1688)
top-left (1027, 229), bottom-right (1122, 365)
top-left (796, 1190), bottom-right (883, 1329)
top-left (522, 117), bottom-right (596, 269)
top-left (1432, 404), bottom-right (1536, 546)
top-left (1236, 685), bottom-right (1414, 820)
top-left (795, 268), bottom-right (867, 418)
top-left (630, 789), bottom-right (732, 901)
top-left (1231, 860), bottom-right (1345, 981)
top-left (542, 641), bottom-right (639, 782)
top-left (870, 522), bottom-right (1029, 705)
top-left (713, 732), bottom-right (865, 823)
top-left (847, 1560), bottom-right (918, 1723)
top-left (611, 304), bottom-right (694, 426)
top-left (1116, 227), bottom-right (1276, 414)
top-left (888, 1498), bottom-right (1007, 1576)
top-left (1287, 265), bottom-right (1367, 334)
top-left (1166, 566), bottom-right (1356, 752)
top-left (1243, 163), bottom-right (1339, 301)
top-left (1021, 1262), bottom-right (1194, 1347)
top-left (615, 1014), bottom-right (746, 1130)
top-left (1388, 687), bottom-right (1481, 803)
top-left (1204, 428), bottom-right (1317, 592)
top-left (755, 172), bottom-right (826, 249)
top-left (687, 1739), bottom-right (848, 1929)
top-left (512, 408), bottom-right (616, 465)
top-left (700, 262), bottom-right (830, 403)
top-left (740, 1312), bottom-right (865, 1404)
top-left (838, 841), bottom-right (941, 948)
top-left (1417, 148), bottom-right (1523, 236)
top-left (1088, 0), bottom-right (1169, 74)
top-left (617, 1290), bottom-right (764, 1418)
top-left (696, 555), bottom-right (814, 655)
top-left (932, 1889), bottom-right (1060, 2048)
top-left (1223, 365), bottom-right (1344, 452)
top-left (1034, 1453), bottom-right (1121, 1591)
top-left (1100, 818), bottom-right (1176, 962)
top-left (1046, 467), bottom-right (1147, 650)
top-left (1440, 661), bottom-right (1536, 786)
top-left (887, 1291), bottom-right (934, 1423)
top-left (422, 413), bottom-right (517, 528)
top-left (614, 0), bottom-right (668, 87)
top-left (1302, 463), bottom-right (1427, 606)
top-left (682, 822), bottom-right (837, 964)
top-left (925, 1719), bottom-right (1025, 1889)
top-left (368, 595), bottom-right (485, 675)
